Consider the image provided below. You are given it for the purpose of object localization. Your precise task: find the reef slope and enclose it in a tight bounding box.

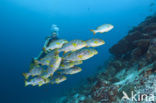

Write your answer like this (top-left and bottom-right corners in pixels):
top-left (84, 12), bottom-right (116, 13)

top-left (57, 15), bottom-right (156, 103)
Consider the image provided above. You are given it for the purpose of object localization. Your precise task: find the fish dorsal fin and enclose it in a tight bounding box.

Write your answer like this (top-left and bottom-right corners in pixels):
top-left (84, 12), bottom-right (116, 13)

top-left (96, 24), bottom-right (106, 30)
top-left (96, 25), bottom-right (103, 29)
top-left (72, 43), bottom-right (77, 47)
top-left (94, 41), bottom-right (98, 44)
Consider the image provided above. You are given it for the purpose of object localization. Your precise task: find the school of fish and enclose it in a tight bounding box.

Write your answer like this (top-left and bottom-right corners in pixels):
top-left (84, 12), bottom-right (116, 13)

top-left (23, 24), bottom-right (113, 87)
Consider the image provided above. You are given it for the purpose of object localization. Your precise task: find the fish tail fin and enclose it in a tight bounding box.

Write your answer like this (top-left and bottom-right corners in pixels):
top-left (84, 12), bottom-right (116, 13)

top-left (38, 83), bottom-right (43, 87)
top-left (34, 59), bottom-right (40, 65)
top-left (24, 80), bottom-right (28, 87)
top-left (43, 47), bottom-right (47, 53)
top-left (90, 30), bottom-right (96, 35)
top-left (23, 73), bottom-right (29, 79)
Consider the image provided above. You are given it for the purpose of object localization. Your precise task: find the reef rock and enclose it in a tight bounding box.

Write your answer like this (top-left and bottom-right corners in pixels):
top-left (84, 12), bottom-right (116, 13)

top-left (57, 15), bottom-right (156, 103)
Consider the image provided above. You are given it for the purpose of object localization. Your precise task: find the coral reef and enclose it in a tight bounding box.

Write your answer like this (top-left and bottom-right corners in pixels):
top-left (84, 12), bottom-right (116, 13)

top-left (57, 15), bottom-right (156, 103)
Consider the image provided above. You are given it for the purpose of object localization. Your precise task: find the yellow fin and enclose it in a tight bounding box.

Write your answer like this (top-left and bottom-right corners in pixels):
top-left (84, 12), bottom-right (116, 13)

top-left (90, 30), bottom-right (96, 35)
top-left (43, 47), bottom-right (47, 53)
top-left (55, 79), bottom-right (60, 84)
top-left (46, 60), bottom-right (50, 64)
top-left (50, 64), bottom-right (54, 68)
top-left (41, 76), bottom-right (47, 80)
top-left (44, 78), bottom-right (50, 82)
top-left (72, 43), bottom-right (77, 47)
top-left (34, 59), bottom-right (39, 65)
top-left (39, 81), bottom-right (42, 84)
top-left (23, 73), bottom-right (29, 79)
top-left (38, 81), bottom-right (43, 87)
top-left (78, 55), bottom-right (83, 59)
top-left (94, 41), bottom-right (98, 44)
top-left (55, 78), bottom-right (59, 82)
top-left (38, 84), bottom-right (43, 87)
top-left (24, 81), bottom-right (28, 87)
top-left (56, 42), bottom-right (61, 45)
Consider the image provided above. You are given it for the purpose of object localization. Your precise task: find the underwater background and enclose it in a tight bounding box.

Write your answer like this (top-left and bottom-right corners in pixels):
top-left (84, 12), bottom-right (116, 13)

top-left (1, 0), bottom-right (156, 103)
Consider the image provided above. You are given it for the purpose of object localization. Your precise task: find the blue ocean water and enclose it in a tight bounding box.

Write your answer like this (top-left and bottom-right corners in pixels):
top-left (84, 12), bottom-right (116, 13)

top-left (0, 0), bottom-right (156, 103)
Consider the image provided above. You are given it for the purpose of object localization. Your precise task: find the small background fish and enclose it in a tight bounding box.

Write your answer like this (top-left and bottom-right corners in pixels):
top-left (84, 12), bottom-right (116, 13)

top-left (90, 24), bottom-right (114, 35)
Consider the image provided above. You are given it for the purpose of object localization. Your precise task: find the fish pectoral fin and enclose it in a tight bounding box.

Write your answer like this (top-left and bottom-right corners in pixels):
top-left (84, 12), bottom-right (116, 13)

top-left (50, 64), bottom-right (54, 68)
top-left (72, 43), bottom-right (77, 47)
top-left (56, 42), bottom-right (61, 45)
top-left (78, 55), bottom-right (83, 59)
top-left (46, 60), bottom-right (50, 64)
